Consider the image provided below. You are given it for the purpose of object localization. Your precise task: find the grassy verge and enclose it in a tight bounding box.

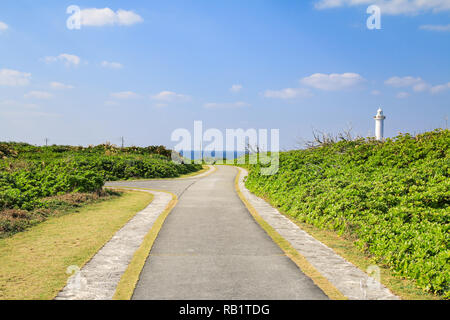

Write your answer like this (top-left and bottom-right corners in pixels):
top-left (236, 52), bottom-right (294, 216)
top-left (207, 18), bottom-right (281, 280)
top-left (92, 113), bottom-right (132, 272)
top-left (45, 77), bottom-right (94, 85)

top-left (250, 186), bottom-right (442, 300)
top-left (239, 167), bottom-right (442, 300)
top-left (173, 165), bottom-right (211, 178)
top-left (0, 190), bottom-right (153, 300)
top-left (0, 190), bottom-right (119, 239)
top-left (113, 190), bottom-right (178, 300)
top-left (242, 130), bottom-right (449, 298)
top-left (122, 165), bottom-right (212, 181)
top-left (235, 169), bottom-right (347, 300)
top-left (284, 215), bottom-right (442, 300)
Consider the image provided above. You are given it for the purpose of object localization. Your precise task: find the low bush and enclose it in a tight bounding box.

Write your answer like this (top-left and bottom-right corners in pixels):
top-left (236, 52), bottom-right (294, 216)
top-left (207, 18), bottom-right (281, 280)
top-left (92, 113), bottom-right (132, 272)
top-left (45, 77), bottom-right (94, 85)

top-left (0, 143), bottom-right (202, 236)
top-left (244, 129), bottom-right (449, 298)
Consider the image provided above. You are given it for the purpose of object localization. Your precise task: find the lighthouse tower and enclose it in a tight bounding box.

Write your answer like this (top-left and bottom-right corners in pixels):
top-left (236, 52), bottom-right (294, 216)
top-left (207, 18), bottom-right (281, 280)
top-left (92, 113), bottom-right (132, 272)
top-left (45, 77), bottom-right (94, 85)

top-left (374, 108), bottom-right (386, 141)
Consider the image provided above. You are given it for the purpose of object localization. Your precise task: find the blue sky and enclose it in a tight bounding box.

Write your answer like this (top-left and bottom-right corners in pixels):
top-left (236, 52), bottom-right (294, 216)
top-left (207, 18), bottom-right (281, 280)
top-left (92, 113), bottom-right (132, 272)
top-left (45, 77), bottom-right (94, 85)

top-left (0, 0), bottom-right (449, 149)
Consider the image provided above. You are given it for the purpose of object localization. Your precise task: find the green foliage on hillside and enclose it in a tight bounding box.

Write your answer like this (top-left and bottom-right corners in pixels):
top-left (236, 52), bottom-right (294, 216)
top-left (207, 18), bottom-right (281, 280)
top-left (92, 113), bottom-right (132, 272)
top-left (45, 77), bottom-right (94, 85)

top-left (0, 143), bottom-right (201, 235)
top-left (244, 129), bottom-right (449, 298)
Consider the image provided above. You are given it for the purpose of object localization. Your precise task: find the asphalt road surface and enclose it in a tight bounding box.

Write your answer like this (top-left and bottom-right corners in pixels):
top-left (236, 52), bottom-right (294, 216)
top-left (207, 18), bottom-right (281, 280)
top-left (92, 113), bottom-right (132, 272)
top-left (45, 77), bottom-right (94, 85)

top-left (107, 166), bottom-right (328, 300)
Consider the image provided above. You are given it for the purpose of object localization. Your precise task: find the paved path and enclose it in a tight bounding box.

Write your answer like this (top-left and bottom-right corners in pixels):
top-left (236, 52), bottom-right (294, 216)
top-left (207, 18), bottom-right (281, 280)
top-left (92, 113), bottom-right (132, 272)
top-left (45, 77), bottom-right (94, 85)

top-left (237, 168), bottom-right (399, 300)
top-left (129, 166), bottom-right (328, 300)
top-left (66, 165), bottom-right (396, 300)
top-left (56, 190), bottom-right (173, 300)
top-left (106, 177), bottom-right (197, 198)
top-left (60, 165), bottom-right (397, 300)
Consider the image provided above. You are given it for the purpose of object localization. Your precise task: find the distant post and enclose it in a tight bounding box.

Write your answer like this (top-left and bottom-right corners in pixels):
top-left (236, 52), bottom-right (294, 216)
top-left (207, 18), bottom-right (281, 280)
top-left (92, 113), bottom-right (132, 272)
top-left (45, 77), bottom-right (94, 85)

top-left (374, 108), bottom-right (386, 141)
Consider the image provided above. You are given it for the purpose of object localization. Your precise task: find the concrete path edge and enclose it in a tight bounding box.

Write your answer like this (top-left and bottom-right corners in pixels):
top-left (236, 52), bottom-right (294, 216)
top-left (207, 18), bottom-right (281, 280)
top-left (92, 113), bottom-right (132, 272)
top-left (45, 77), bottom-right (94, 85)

top-left (235, 167), bottom-right (400, 300)
top-left (113, 189), bottom-right (178, 300)
top-left (55, 189), bottom-right (174, 300)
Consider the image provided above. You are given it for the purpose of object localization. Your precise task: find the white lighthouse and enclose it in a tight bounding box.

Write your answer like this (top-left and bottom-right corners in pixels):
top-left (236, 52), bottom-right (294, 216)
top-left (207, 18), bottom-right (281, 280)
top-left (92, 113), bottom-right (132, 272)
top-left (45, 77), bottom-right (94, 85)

top-left (374, 108), bottom-right (386, 141)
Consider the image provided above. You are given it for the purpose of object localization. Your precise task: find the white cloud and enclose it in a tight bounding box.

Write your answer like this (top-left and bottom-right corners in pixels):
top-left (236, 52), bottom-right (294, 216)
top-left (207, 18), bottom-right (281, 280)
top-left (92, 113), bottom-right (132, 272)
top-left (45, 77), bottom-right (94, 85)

top-left (396, 92), bottom-right (410, 99)
top-left (420, 24), bottom-right (450, 32)
top-left (24, 91), bottom-right (53, 100)
top-left (384, 76), bottom-right (429, 92)
top-left (314, 0), bottom-right (450, 15)
top-left (301, 73), bottom-right (365, 91)
top-left (44, 53), bottom-right (81, 66)
top-left (0, 69), bottom-right (31, 86)
top-left (111, 91), bottom-right (139, 99)
top-left (151, 91), bottom-right (190, 102)
top-left (101, 61), bottom-right (123, 69)
top-left (230, 84), bottom-right (243, 93)
top-left (385, 76), bottom-right (423, 87)
top-left (371, 90), bottom-right (381, 95)
top-left (0, 21), bottom-right (8, 31)
top-left (116, 9), bottom-right (144, 26)
top-left (204, 102), bottom-right (251, 109)
top-left (263, 88), bottom-right (312, 99)
top-left (0, 110), bottom-right (61, 118)
top-left (104, 100), bottom-right (120, 106)
top-left (430, 82), bottom-right (450, 94)
top-left (80, 8), bottom-right (143, 27)
top-left (386, 76), bottom-right (450, 95)
top-left (0, 99), bottom-right (38, 109)
top-left (412, 82), bottom-right (430, 92)
top-left (50, 82), bottom-right (74, 90)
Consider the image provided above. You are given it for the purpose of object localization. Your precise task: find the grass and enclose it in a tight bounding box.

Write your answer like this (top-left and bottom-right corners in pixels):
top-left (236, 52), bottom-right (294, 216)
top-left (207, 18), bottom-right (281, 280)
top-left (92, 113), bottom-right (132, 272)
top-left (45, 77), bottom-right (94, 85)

top-left (285, 216), bottom-right (443, 300)
top-left (120, 165), bottom-right (212, 182)
top-left (177, 165), bottom-right (211, 178)
top-left (0, 191), bottom-right (119, 239)
top-left (242, 174), bottom-right (443, 301)
top-left (247, 183), bottom-right (443, 300)
top-left (242, 130), bottom-right (449, 297)
top-left (0, 190), bottom-right (153, 300)
top-left (113, 190), bottom-right (178, 300)
top-left (234, 169), bottom-right (347, 300)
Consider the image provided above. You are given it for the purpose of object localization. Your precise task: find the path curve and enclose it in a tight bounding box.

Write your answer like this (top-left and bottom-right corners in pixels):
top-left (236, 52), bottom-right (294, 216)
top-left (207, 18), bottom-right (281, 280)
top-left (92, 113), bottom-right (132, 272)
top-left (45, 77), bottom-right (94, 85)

top-left (130, 165), bottom-right (328, 300)
top-left (105, 165), bottom-right (216, 197)
top-left (56, 165), bottom-right (214, 300)
top-left (58, 164), bottom-right (396, 300)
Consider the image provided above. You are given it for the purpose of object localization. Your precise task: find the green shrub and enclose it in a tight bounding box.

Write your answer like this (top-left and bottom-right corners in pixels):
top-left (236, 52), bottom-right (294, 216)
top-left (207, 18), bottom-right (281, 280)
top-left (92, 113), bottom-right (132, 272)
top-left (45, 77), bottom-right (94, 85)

top-left (244, 129), bottom-right (449, 298)
top-left (0, 144), bottom-right (202, 212)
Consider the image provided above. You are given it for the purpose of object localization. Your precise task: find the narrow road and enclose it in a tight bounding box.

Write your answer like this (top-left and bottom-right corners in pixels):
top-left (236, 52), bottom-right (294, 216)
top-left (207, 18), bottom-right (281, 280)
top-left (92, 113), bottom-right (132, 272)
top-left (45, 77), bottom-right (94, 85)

top-left (109, 166), bottom-right (328, 300)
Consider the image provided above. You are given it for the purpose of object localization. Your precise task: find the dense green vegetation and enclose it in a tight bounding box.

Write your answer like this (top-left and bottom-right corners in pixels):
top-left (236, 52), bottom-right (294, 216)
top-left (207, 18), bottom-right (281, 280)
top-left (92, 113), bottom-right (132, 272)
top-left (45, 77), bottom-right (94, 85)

top-left (0, 143), bottom-right (201, 236)
top-left (244, 129), bottom-right (449, 298)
